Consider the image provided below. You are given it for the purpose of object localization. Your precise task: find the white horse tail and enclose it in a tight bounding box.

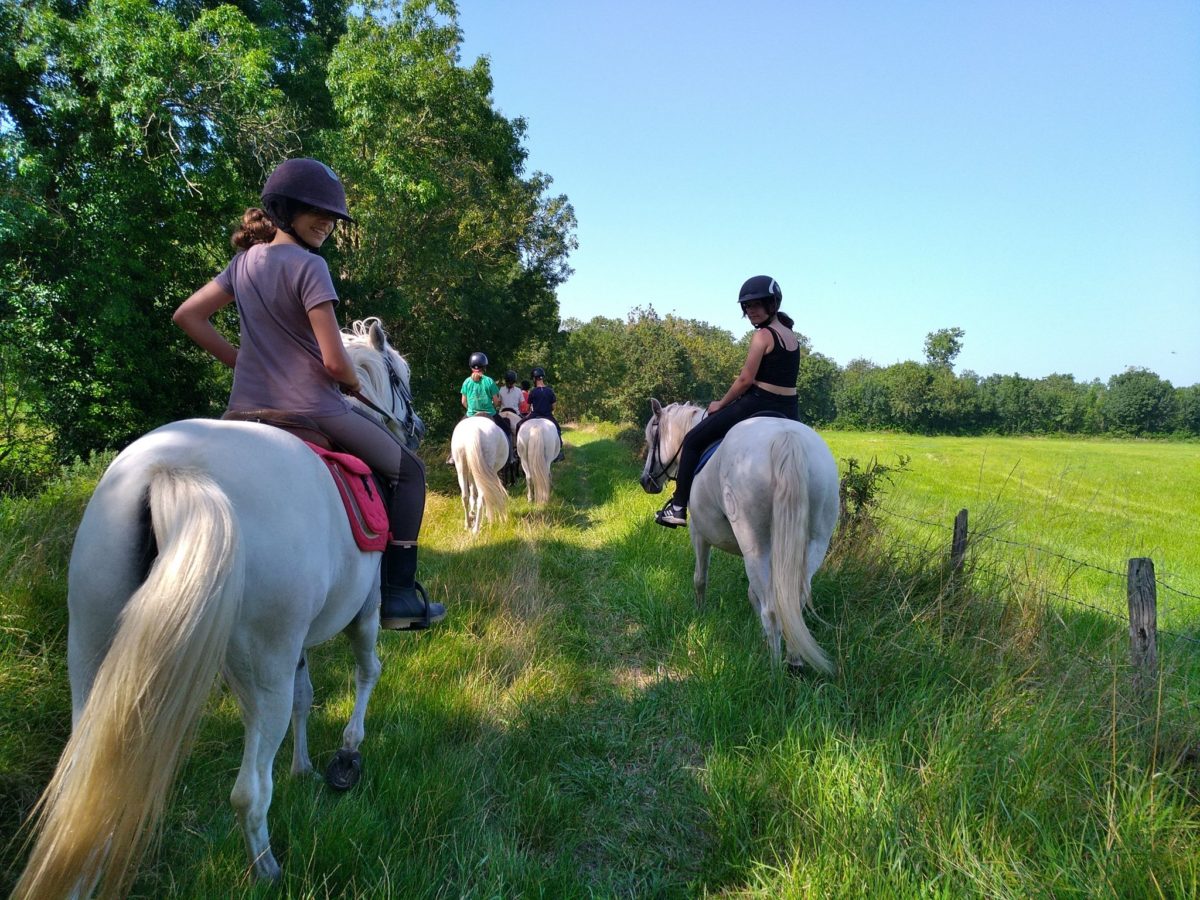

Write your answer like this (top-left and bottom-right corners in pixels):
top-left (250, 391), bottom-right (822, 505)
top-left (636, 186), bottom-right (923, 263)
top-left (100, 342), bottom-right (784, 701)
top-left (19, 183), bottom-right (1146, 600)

top-left (526, 423), bottom-right (552, 504)
top-left (15, 466), bottom-right (244, 900)
top-left (770, 431), bottom-right (833, 674)
top-left (466, 430), bottom-right (509, 523)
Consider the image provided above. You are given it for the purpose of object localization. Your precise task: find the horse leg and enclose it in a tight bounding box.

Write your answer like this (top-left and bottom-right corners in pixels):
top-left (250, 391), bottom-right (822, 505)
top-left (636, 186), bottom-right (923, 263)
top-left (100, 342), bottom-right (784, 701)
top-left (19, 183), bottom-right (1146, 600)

top-left (290, 652), bottom-right (314, 776)
top-left (691, 530), bottom-right (712, 609)
top-left (744, 552), bottom-right (781, 666)
top-left (225, 649), bottom-right (297, 881)
top-left (470, 482), bottom-right (483, 533)
top-left (326, 599), bottom-right (382, 792)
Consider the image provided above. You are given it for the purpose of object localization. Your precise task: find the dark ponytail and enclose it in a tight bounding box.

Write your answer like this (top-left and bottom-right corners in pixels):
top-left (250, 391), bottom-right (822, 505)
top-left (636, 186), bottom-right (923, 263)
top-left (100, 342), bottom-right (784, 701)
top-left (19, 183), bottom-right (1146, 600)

top-left (231, 207), bottom-right (276, 250)
top-left (775, 310), bottom-right (795, 329)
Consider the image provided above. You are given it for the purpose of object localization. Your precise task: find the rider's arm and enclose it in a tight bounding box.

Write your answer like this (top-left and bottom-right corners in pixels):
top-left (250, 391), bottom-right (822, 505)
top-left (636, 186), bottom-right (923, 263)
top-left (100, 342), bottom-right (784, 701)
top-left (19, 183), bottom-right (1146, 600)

top-left (709, 329), bottom-right (771, 413)
top-left (307, 301), bottom-right (360, 392)
top-left (173, 280), bottom-right (238, 368)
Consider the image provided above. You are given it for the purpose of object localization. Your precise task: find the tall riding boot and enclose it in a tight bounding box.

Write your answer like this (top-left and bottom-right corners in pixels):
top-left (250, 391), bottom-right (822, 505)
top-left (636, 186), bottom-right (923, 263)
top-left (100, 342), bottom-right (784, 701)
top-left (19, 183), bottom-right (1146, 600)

top-left (380, 543), bottom-right (446, 630)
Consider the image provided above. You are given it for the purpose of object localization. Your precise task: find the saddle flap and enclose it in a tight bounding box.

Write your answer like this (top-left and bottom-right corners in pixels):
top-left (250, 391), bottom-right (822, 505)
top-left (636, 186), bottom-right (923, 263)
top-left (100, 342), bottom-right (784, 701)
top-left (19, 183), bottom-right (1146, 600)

top-left (303, 441), bottom-right (389, 552)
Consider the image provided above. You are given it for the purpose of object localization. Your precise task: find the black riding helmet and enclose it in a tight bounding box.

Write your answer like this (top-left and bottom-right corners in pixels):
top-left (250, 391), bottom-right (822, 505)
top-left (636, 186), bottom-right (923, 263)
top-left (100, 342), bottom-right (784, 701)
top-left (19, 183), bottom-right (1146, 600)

top-left (737, 275), bottom-right (783, 326)
top-left (261, 158), bottom-right (355, 251)
top-left (531, 366), bottom-right (546, 380)
top-left (505, 370), bottom-right (517, 384)
top-left (469, 352), bottom-right (489, 369)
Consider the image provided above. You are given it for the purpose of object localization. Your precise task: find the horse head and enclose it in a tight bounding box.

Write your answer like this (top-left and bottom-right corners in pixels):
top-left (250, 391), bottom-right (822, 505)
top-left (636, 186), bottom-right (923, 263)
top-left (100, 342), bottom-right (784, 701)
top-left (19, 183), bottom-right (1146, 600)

top-left (640, 397), bottom-right (694, 494)
top-left (343, 317), bottom-right (425, 452)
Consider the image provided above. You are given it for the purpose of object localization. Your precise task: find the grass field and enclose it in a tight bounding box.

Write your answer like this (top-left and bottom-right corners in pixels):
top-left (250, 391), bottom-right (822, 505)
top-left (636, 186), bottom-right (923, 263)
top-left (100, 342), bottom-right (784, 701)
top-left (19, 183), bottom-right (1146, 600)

top-left (824, 432), bottom-right (1200, 632)
top-left (2, 427), bottom-right (1198, 897)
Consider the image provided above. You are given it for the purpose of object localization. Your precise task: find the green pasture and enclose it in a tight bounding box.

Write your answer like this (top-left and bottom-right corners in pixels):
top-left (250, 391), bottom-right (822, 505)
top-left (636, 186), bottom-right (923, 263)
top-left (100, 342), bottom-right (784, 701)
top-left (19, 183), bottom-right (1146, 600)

top-left (825, 432), bottom-right (1200, 632)
top-left (2, 427), bottom-right (1198, 897)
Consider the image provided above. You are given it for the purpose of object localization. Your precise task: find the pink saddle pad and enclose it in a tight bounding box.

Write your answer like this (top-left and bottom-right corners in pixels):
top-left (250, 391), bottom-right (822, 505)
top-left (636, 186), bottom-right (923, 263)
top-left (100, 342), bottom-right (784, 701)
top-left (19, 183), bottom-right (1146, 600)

top-left (304, 442), bottom-right (390, 552)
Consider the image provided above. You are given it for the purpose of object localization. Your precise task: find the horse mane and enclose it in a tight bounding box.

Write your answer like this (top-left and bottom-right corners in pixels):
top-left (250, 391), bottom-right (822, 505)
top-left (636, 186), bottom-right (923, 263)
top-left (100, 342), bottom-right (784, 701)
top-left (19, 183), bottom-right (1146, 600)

top-left (341, 317), bottom-right (412, 403)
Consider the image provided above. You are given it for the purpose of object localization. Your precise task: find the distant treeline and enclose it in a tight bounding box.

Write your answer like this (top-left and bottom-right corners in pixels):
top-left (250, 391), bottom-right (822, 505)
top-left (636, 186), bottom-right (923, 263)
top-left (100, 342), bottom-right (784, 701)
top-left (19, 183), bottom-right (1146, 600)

top-left (546, 311), bottom-right (1200, 438)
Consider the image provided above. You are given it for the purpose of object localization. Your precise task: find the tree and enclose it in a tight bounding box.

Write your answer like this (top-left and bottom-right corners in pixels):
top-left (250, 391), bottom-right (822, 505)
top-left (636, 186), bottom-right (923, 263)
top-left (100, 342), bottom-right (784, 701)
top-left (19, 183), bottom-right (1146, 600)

top-left (833, 359), bottom-right (889, 429)
top-left (796, 353), bottom-right (838, 425)
top-left (324, 0), bottom-right (576, 434)
top-left (924, 327), bottom-right (965, 371)
top-left (2, 0), bottom-right (294, 459)
top-left (1104, 368), bottom-right (1176, 435)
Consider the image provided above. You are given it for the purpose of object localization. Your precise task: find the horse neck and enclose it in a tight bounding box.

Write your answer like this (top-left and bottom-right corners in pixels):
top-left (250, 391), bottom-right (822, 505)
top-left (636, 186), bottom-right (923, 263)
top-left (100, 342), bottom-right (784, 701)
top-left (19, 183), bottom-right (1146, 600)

top-left (664, 405), bottom-right (703, 457)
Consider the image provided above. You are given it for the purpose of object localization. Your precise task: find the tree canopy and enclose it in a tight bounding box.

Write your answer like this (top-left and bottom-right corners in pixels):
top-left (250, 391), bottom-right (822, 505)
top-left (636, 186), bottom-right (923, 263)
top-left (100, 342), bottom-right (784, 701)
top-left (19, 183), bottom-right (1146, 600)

top-left (2, 0), bottom-right (576, 459)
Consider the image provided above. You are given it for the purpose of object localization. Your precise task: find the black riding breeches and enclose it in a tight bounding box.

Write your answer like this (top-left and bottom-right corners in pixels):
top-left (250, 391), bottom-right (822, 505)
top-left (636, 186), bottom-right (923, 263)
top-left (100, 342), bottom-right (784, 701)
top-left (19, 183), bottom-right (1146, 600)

top-left (671, 387), bottom-right (800, 508)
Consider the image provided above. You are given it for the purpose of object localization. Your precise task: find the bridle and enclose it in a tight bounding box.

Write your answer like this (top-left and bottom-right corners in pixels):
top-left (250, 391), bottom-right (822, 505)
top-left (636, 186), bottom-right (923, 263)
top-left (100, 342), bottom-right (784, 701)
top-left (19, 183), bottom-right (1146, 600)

top-left (644, 416), bottom-right (682, 492)
top-left (350, 352), bottom-right (424, 451)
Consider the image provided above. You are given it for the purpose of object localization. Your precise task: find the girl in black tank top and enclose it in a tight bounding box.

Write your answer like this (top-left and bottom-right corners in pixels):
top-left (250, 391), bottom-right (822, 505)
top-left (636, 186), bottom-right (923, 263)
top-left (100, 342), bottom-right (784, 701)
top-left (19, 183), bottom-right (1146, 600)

top-left (655, 275), bottom-right (802, 528)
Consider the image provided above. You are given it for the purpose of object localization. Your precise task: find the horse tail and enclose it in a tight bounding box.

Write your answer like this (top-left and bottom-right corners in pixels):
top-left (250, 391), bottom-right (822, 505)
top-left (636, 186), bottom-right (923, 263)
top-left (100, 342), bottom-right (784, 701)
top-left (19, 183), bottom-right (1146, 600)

top-left (527, 423), bottom-right (552, 504)
top-left (769, 430), bottom-right (833, 674)
top-left (14, 466), bottom-right (244, 900)
top-left (466, 426), bottom-right (508, 523)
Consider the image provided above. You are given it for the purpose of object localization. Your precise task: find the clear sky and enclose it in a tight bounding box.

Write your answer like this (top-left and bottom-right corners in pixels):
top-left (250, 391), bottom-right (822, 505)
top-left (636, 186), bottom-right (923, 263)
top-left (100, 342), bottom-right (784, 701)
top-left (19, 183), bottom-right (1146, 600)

top-left (456, 1), bottom-right (1200, 387)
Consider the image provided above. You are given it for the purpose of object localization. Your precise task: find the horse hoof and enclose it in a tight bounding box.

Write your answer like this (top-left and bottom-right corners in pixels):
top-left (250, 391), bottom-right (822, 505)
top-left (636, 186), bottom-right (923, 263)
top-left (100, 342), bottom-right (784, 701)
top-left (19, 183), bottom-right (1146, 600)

top-left (325, 749), bottom-right (362, 792)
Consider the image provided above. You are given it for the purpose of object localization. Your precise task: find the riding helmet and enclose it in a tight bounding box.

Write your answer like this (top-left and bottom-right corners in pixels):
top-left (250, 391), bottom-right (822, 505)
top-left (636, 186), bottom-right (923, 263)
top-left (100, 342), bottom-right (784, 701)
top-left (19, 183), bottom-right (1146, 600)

top-left (738, 274), bottom-right (782, 307)
top-left (261, 158), bottom-right (355, 223)
top-left (469, 352), bottom-right (489, 369)
top-left (505, 370), bottom-right (518, 384)
top-left (531, 366), bottom-right (546, 380)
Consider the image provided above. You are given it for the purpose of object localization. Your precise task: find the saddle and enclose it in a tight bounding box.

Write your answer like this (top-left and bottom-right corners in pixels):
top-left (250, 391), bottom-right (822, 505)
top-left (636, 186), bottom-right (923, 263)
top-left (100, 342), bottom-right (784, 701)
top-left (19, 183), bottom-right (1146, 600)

top-left (222, 409), bottom-right (332, 450)
top-left (221, 410), bottom-right (388, 552)
top-left (692, 411), bottom-right (789, 479)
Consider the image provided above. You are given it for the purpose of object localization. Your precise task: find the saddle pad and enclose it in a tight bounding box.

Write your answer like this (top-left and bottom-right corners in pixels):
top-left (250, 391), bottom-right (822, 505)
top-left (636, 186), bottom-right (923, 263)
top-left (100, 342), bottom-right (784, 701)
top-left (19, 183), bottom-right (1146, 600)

top-left (303, 442), bottom-right (390, 552)
top-left (692, 411), bottom-right (790, 479)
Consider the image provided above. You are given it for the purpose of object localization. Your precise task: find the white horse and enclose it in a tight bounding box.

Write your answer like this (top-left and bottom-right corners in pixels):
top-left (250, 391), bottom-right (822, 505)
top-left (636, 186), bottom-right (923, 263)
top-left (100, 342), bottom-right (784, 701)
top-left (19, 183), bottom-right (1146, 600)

top-left (450, 415), bottom-right (509, 531)
top-left (639, 399), bottom-right (840, 673)
top-left (14, 319), bottom-right (420, 899)
top-left (516, 417), bottom-right (560, 504)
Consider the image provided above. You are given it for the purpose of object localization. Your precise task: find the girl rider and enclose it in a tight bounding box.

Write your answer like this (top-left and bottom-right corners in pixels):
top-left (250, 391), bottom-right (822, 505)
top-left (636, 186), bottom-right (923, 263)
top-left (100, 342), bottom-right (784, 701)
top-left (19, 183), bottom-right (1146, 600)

top-left (173, 158), bottom-right (445, 630)
top-left (655, 275), bottom-right (801, 527)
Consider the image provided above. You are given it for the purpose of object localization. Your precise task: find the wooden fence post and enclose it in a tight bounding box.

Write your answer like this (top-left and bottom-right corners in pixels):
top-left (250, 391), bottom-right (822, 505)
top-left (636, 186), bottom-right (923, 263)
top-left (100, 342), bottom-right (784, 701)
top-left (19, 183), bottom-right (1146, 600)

top-left (1126, 557), bottom-right (1158, 703)
top-left (950, 509), bottom-right (969, 576)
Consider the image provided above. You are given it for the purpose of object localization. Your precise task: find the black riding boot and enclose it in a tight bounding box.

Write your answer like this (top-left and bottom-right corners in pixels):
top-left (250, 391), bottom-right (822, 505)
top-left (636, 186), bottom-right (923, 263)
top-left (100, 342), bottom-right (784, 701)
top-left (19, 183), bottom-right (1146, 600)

top-left (380, 543), bottom-right (446, 630)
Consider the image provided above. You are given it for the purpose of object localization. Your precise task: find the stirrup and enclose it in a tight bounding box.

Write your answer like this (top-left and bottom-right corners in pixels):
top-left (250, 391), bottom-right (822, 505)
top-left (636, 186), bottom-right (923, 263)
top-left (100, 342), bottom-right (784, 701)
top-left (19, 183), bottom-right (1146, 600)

top-left (381, 582), bottom-right (446, 631)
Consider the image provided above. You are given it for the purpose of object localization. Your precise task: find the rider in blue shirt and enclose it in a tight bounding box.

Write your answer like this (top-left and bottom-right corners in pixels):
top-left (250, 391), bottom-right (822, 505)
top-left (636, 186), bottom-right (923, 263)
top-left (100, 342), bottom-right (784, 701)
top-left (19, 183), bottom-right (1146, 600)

top-left (515, 366), bottom-right (565, 462)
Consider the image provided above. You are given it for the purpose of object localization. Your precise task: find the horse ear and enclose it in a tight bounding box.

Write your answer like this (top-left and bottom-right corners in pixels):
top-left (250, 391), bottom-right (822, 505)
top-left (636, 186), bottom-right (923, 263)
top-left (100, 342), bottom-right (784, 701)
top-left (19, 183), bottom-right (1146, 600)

top-left (650, 398), bottom-right (663, 417)
top-left (368, 320), bottom-right (387, 352)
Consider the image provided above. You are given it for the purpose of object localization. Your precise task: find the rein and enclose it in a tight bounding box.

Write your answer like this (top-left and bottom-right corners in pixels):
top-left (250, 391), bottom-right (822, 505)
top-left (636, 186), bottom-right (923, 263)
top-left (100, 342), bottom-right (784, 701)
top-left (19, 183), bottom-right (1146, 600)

top-left (646, 407), bottom-right (706, 490)
top-left (349, 351), bottom-right (423, 449)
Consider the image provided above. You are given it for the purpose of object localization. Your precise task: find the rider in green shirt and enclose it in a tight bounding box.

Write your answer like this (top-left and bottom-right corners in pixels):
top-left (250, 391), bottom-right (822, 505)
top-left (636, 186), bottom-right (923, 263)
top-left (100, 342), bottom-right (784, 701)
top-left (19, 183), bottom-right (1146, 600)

top-left (458, 352), bottom-right (514, 463)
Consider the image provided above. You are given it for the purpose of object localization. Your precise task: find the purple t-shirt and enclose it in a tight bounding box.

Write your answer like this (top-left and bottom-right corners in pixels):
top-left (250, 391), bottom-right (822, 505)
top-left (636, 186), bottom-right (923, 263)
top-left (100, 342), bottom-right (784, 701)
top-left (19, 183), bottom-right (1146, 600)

top-left (215, 243), bottom-right (350, 416)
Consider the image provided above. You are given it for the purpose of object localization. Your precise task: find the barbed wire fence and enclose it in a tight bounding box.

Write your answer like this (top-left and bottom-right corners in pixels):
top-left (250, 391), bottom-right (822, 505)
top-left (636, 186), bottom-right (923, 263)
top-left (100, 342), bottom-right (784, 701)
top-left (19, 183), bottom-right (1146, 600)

top-left (870, 504), bottom-right (1199, 727)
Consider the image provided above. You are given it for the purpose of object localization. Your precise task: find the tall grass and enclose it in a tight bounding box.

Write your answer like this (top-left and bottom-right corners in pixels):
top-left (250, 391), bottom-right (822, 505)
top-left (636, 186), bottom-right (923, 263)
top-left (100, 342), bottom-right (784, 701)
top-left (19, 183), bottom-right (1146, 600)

top-left (1, 429), bottom-right (1197, 897)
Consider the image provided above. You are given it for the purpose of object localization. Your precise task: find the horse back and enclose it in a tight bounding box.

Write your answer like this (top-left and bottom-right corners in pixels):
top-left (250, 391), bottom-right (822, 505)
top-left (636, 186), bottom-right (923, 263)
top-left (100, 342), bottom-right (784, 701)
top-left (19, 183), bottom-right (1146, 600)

top-left (72, 420), bottom-right (375, 648)
top-left (692, 419), bottom-right (838, 541)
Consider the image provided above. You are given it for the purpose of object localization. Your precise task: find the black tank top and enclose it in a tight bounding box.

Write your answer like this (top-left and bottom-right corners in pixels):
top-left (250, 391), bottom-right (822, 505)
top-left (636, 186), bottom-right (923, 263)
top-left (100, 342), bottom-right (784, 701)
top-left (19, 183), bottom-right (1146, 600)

top-left (754, 325), bottom-right (800, 388)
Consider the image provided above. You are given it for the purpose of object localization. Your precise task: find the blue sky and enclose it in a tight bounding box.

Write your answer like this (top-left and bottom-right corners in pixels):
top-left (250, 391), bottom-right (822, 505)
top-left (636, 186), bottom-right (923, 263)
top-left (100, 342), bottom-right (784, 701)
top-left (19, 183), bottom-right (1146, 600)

top-left (456, 1), bottom-right (1200, 387)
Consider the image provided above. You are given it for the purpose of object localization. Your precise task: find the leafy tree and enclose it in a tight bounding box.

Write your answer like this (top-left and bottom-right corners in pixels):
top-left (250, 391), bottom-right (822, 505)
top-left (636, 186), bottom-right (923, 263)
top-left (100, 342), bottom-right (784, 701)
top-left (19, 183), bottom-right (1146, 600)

top-left (1173, 385), bottom-right (1200, 435)
top-left (924, 326), bottom-right (965, 371)
top-left (796, 352), bottom-right (838, 425)
top-left (662, 316), bottom-right (742, 405)
top-left (2, 0), bottom-right (294, 459)
top-left (883, 361), bottom-right (931, 431)
top-left (833, 359), bottom-right (889, 429)
top-left (1104, 368), bottom-right (1176, 435)
top-left (324, 0), bottom-right (575, 434)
